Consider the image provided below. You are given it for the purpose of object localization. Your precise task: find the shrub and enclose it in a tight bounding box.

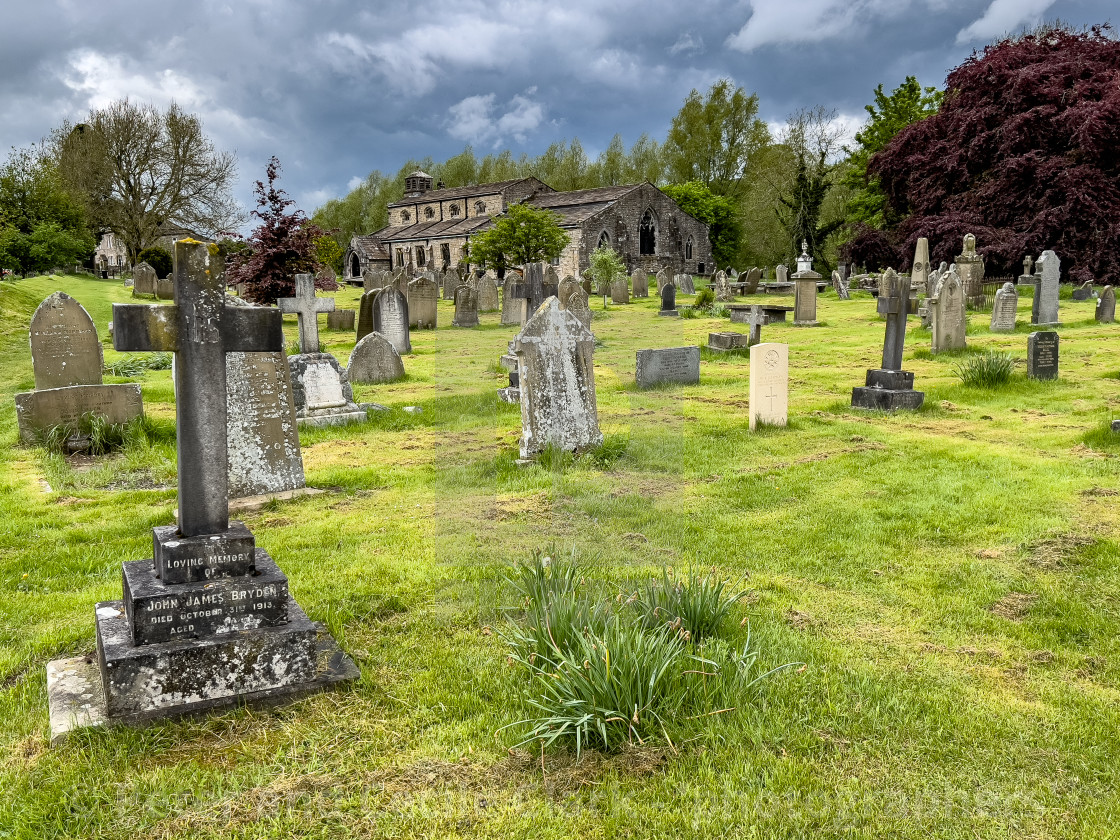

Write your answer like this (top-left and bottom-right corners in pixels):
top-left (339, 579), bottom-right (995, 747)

top-left (631, 567), bottom-right (746, 641)
top-left (694, 288), bottom-right (715, 307)
top-left (954, 350), bottom-right (1015, 388)
top-left (137, 246), bottom-right (172, 278)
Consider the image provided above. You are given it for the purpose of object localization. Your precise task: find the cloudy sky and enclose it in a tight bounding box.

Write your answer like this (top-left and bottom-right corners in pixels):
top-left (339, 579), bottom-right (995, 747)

top-left (0, 0), bottom-right (1113, 220)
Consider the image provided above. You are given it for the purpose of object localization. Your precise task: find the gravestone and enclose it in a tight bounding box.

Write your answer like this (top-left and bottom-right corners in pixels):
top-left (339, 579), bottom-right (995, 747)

top-left (15, 384), bottom-right (144, 445)
top-left (29, 291), bottom-right (104, 389)
top-left (441, 269), bottom-right (457, 300)
top-left (956, 233), bottom-right (985, 304)
top-left (714, 270), bottom-right (733, 302)
top-left (1096, 286), bottom-right (1115, 323)
top-left (362, 268), bottom-right (382, 292)
top-left (737, 305), bottom-right (766, 345)
top-left (1033, 250), bottom-right (1060, 326)
top-left (1072, 280), bottom-right (1094, 301)
top-left (611, 277), bottom-right (630, 304)
top-left (512, 297), bottom-right (601, 459)
top-left (373, 286), bottom-right (412, 353)
top-left (347, 332), bottom-right (405, 384)
top-left (989, 282), bottom-right (1018, 332)
top-left (407, 276), bottom-right (438, 329)
top-left (774, 264), bottom-right (789, 286)
top-left (929, 268), bottom-right (966, 353)
top-left (708, 332), bottom-right (748, 352)
top-left (155, 278), bottom-right (175, 300)
top-left (356, 289), bottom-right (377, 341)
top-left (278, 273), bottom-right (334, 354)
top-left (793, 269), bottom-right (820, 326)
top-left (580, 274), bottom-right (593, 296)
top-left (558, 276), bottom-right (593, 331)
top-left (658, 283), bottom-right (678, 317)
top-left (501, 276), bottom-right (521, 325)
top-left (743, 267), bottom-right (761, 294)
top-left (678, 274), bottom-right (696, 294)
top-left (851, 268), bottom-right (923, 410)
top-left (632, 267), bottom-right (649, 298)
top-left (912, 237), bottom-right (931, 295)
top-left (749, 343), bottom-right (788, 430)
top-left (327, 309), bottom-right (355, 331)
top-left (46, 239), bottom-right (357, 739)
top-left (512, 263), bottom-right (558, 324)
top-left (132, 262), bottom-right (157, 297)
top-left (1027, 331), bottom-right (1059, 380)
top-left (226, 349), bottom-right (305, 500)
top-left (477, 274), bottom-right (500, 312)
top-left (288, 353), bottom-right (366, 426)
top-left (635, 346), bottom-right (700, 388)
top-left (1017, 255), bottom-right (1035, 290)
top-left (655, 268), bottom-right (671, 294)
top-left (453, 284), bottom-right (480, 327)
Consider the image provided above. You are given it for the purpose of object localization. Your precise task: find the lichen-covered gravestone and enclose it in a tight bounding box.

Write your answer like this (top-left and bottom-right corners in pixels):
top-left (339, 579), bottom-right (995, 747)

top-left (631, 267), bottom-right (648, 298)
top-left (990, 282), bottom-right (1018, 332)
top-left (501, 275), bottom-right (521, 325)
top-left (327, 309), bottom-right (355, 331)
top-left (930, 268), bottom-right (966, 352)
top-left (512, 297), bottom-right (602, 459)
top-left (407, 276), bottom-right (438, 329)
top-left (29, 291), bottom-right (103, 389)
top-left (1033, 250), bottom-right (1060, 326)
top-left (288, 353), bottom-right (366, 426)
top-left (453, 284), bottom-right (479, 327)
top-left (132, 262), bottom-right (157, 297)
top-left (278, 273), bottom-right (334, 354)
top-left (635, 347), bottom-right (700, 388)
top-left (611, 277), bottom-right (630, 304)
top-left (477, 274), bottom-right (500, 312)
top-left (558, 276), bottom-right (592, 331)
top-left (714, 270), bottom-right (733, 302)
top-left (373, 286), bottom-right (412, 353)
top-left (1096, 286), bottom-right (1115, 324)
top-left (677, 273), bottom-right (696, 294)
top-left (44, 239), bottom-right (357, 743)
top-left (356, 289), bottom-right (377, 341)
top-left (749, 343), bottom-right (788, 430)
top-left (347, 332), bottom-right (405, 384)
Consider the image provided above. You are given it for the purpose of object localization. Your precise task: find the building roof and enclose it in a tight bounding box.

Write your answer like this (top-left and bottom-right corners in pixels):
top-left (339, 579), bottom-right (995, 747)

top-left (522, 184), bottom-right (644, 227)
top-left (350, 234), bottom-right (389, 261)
top-left (386, 178), bottom-right (542, 209)
top-left (372, 216), bottom-right (493, 243)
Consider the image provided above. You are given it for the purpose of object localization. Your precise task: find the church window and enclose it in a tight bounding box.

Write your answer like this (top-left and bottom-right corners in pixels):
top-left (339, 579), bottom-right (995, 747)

top-left (639, 209), bottom-right (657, 255)
top-left (449, 204), bottom-right (460, 217)
top-left (415, 246), bottom-right (426, 266)
top-left (597, 231), bottom-right (610, 248)
top-left (685, 236), bottom-right (693, 260)
top-left (441, 243), bottom-right (451, 265)
top-left (396, 248), bottom-right (405, 266)
top-left (425, 207), bottom-right (435, 219)
top-left (401, 211), bottom-right (411, 222)
top-left (475, 200), bottom-right (486, 214)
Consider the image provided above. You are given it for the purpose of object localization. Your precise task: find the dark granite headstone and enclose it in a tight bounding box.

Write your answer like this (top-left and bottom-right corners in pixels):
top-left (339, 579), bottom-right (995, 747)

top-left (658, 283), bottom-right (678, 316)
top-left (1027, 331), bottom-right (1059, 380)
top-left (852, 268), bottom-right (923, 410)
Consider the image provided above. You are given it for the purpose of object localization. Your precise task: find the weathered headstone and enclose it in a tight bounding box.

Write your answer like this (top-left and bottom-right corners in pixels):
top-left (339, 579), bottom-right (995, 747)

top-left (46, 239), bottom-right (357, 738)
top-left (29, 292), bottom-right (104, 389)
top-left (990, 282), bottom-right (1018, 332)
top-left (678, 273), bottom-right (696, 294)
top-left (15, 384), bottom-right (144, 445)
top-left (501, 276), bottom-right (521, 326)
top-left (714, 270), bottom-right (733, 302)
top-left (278, 273), bottom-right (334, 354)
top-left (749, 343), bottom-right (788, 430)
top-left (1072, 280), bottom-right (1094, 301)
top-left (632, 267), bottom-right (649, 298)
top-left (851, 268), bottom-right (923, 410)
top-left (512, 297), bottom-right (602, 459)
top-left (635, 346), bottom-right (700, 388)
top-left (407, 276), bottom-right (438, 329)
top-left (513, 263), bottom-right (558, 324)
top-left (912, 237), bottom-right (931, 295)
top-left (226, 350), bottom-right (305, 500)
top-left (658, 282), bottom-right (678, 317)
top-left (132, 262), bottom-right (157, 297)
top-left (347, 332), bottom-right (405, 384)
top-left (1017, 255), bottom-right (1035, 289)
top-left (956, 233), bottom-right (985, 304)
top-left (453, 284), bottom-right (480, 327)
top-left (1097, 286), bottom-right (1115, 323)
top-left (611, 277), bottom-right (630, 304)
top-left (288, 352), bottom-right (367, 426)
top-left (362, 268), bottom-right (382, 292)
top-left (774, 264), bottom-right (789, 287)
top-left (655, 268), bottom-right (671, 294)
top-left (929, 268), bottom-right (966, 353)
top-left (155, 277), bottom-right (175, 300)
top-left (793, 269), bottom-right (820, 326)
top-left (558, 276), bottom-right (592, 331)
top-left (477, 274), bottom-right (500, 312)
top-left (373, 286), bottom-right (412, 353)
top-left (1027, 331), bottom-right (1059, 380)
top-left (327, 309), bottom-right (355, 331)
top-left (1033, 250), bottom-right (1060, 326)
top-left (743, 267), bottom-right (761, 294)
top-left (708, 332), bottom-right (748, 352)
top-left (356, 289), bottom-right (377, 341)
top-left (442, 269), bottom-right (458, 300)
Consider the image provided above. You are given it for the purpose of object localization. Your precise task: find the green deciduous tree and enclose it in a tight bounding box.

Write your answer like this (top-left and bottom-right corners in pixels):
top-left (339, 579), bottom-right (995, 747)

top-left (467, 204), bottom-right (570, 274)
top-left (661, 181), bottom-right (742, 268)
top-left (664, 79), bottom-right (770, 198)
top-left (587, 244), bottom-right (626, 304)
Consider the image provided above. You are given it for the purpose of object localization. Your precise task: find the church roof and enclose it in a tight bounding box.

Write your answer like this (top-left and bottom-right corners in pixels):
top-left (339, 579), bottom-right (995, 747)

top-left (350, 234), bottom-right (389, 260)
top-left (522, 184), bottom-right (644, 226)
top-left (372, 216), bottom-right (492, 242)
top-left (386, 178), bottom-right (544, 208)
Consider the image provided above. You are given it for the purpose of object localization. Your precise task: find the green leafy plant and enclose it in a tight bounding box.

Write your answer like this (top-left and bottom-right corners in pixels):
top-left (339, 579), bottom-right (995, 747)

top-left (954, 350), bottom-right (1015, 388)
top-left (694, 288), bottom-right (715, 307)
top-left (36, 413), bottom-right (158, 455)
top-left (631, 567), bottom-right (747, 641)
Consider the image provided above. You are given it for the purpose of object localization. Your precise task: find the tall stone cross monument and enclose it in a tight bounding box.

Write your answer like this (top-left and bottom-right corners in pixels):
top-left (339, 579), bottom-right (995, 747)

top-left (851, 268), bottom-right (924, 410)
top-left (44, 240), bottom-right (357, 740)
top-left (278, 273), bottom-right (334, 354)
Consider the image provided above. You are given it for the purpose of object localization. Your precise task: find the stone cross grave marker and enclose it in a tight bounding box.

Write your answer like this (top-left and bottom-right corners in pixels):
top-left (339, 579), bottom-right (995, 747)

top-left (749, 343), bottom-right (788, 430)
top-left (29, 291), bottom-right (104, 389)
top-left (277, 273), bottom-right (334, 354)
top-left (373, 286), bottom-right (411, 353)
top-left (512, 297), bottom-right (602, 459)
top-left (851, 267), bottom-right (924, 410)
top-left (511, 263), bottom-right (558, 325)
top-left (1028, 331), bottom-right (1059, 380)
top-left (742, 305), bottom-right (766, 345)
top-left (1097, 286), bottom-right (1115, 323)
top-left (990, 282), bottom-right (1018, 332)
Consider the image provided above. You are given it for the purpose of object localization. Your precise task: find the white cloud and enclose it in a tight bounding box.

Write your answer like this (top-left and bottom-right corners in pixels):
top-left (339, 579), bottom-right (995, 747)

top-left (669, 32), bottom-right (704, 56)
top-left (727, 0), bottom-right (914, 51)
top-left (347, 175), bottom-right (363, 190)
top-left (955, 0), bottom-right (1057, 44)
top-left (63, 50), bottom-right (206, 111)
top-left (446, 89), bottom-right (544, 146)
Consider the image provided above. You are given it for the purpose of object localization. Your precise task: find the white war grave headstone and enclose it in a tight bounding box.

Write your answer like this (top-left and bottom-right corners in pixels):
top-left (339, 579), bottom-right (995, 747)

top-left (749, 343), bottom-right (788, 430)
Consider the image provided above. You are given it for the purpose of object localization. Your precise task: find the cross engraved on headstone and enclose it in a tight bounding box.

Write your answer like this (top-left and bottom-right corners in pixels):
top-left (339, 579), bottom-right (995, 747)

top-left (277, 273), bottom-right (334, 353)
top-left (763, 384), bottom-right (779, 411)
top-left (112, 240), bottom-right (283, 537)
top-left (876, 270), bottom-right (919, 371)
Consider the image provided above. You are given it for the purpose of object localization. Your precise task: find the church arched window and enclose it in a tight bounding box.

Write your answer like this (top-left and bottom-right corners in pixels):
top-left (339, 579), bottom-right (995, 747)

top-left (475, 200), bottom-right (486, 214)
top-left (639, 209), bottom-right (657, 255)
top-left (685, 236), bottom-right (693, 261)
top-left (449, 204), bottom-right (460, 217)
top-left (425, 207), bottom-right (435, 219)
top-left (349, 252), bottom-right (361, 277)
top-left (441, 243), bottom-right (451, 265)
top-left (598, 231), bottom-right (610, 248)
top-left (401, 211), bottom-right (411, 222)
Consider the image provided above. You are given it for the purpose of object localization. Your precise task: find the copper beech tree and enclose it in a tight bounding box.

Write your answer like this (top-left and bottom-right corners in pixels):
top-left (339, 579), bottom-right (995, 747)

top-left (847, 25), bottom-right (1120, 283)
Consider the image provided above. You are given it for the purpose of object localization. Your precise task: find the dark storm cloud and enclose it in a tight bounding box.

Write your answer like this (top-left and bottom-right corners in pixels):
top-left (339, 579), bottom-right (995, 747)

top-left (0, 0), bottom-right (1113, 218)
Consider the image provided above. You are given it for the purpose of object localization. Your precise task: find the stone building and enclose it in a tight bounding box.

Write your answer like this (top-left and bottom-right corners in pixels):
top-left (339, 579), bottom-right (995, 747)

top-left (94, 232), bottom-right (128, 272)
top-left (341, 170), bottom-right (711, 281)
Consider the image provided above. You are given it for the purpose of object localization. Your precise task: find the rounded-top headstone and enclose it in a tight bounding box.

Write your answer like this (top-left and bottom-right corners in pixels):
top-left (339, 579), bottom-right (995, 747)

top-left (29, 291), bottom-right (104, 389)
top-left (347, 331), bottom-right (405, 384)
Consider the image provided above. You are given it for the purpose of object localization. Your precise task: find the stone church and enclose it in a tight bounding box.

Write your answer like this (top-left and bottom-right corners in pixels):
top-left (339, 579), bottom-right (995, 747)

top-left (343, 170), bottom-right (711, 281)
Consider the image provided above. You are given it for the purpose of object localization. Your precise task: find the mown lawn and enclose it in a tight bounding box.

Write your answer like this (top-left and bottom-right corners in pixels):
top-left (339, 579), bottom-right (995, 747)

top-left (1, 272), bottom-right (1119, 839)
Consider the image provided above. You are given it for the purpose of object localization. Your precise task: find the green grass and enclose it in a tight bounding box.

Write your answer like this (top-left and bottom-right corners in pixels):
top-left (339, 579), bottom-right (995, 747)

top-left (1, 273), bottom-right (1120, 838)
